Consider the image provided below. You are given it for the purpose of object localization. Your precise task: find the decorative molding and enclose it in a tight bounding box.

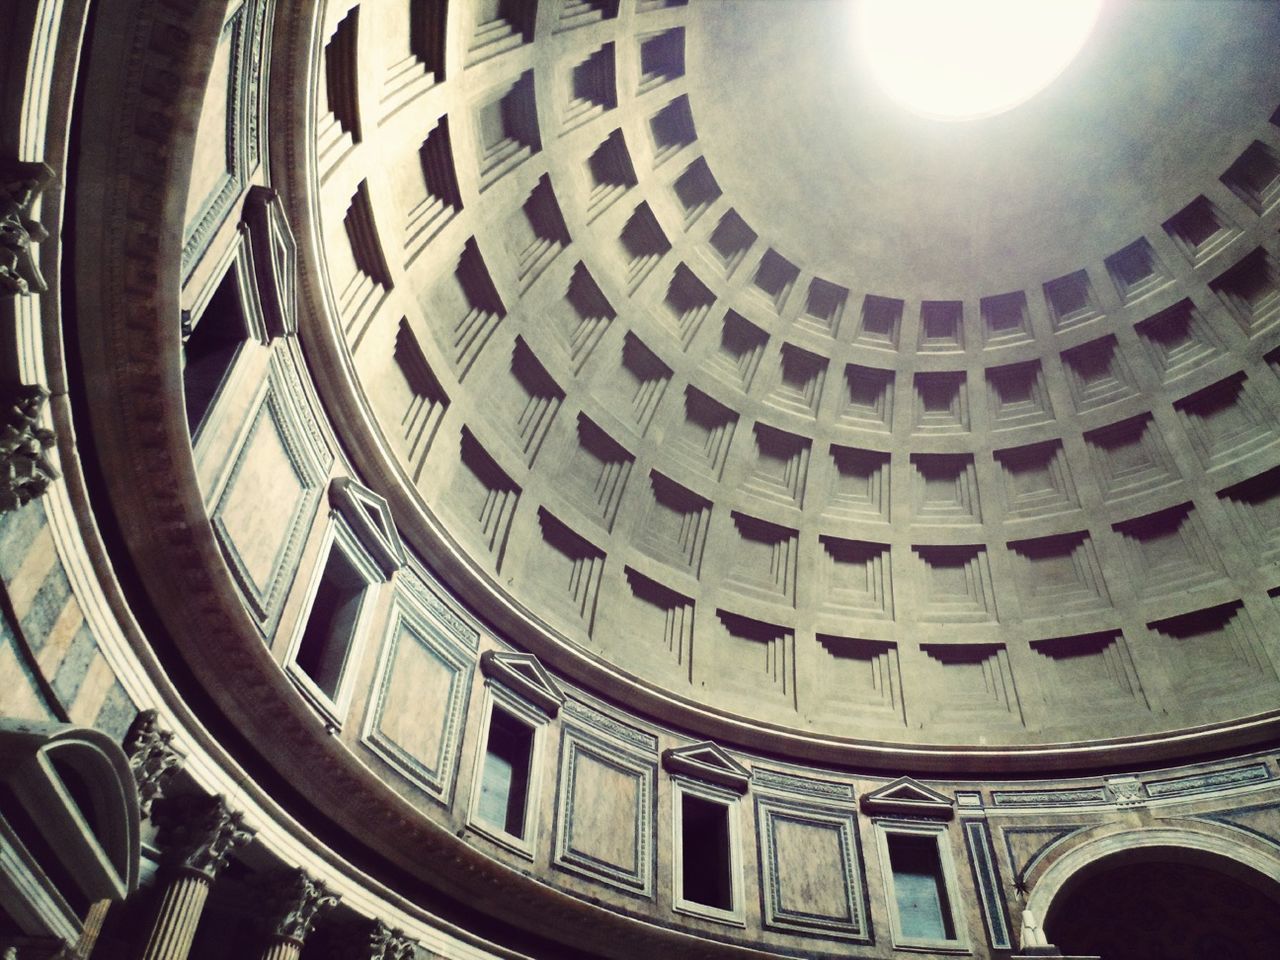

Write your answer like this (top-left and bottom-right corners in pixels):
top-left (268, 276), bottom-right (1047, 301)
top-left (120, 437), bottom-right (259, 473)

top-left (0, 160), bottom-right (54, 296)
top-left (210, 369), bottom-right (327, 632)
top-left (256, 868), bottom-right (340, 945)
top-left (1197, 799), bottom-right (1280, 850)
top-left (561, 699), bottom-right (657, 753)
top-left (662, 741), bottom-right (750, 793)
top-left (1104, 776), bottom-right (1146, 808)
top-left (399, 559), bottom-right (479, 650)
top-left (122, 710), bottom-right (185, 821)
top-left (860, 777), bottom-right (954, 819)
top-left (990, 787), bottom-right (1108, 808)
top-left (553, 722), bottom-right (657, 897)
top-left (151, 794), bottom-right (254, 880)
top-left (181, 3), bottom-right (253, 279)
top-left (1144, 762), bottom-right (1271, 799)
top-left (963, 819), bottom-right (1012, 950)
top-left (362, 589), bottom-right (475, 805)
top-left (1, 385), bottom-right (58, 513)
top-left (479, 650), bottom-right (566, 717)
top-left (330, 477), bottom-right (406, 579)
top-left (750, 767), bottom-right (855, 802)
top-left (755, 795), bottom-right (870, 942)
top-left (1001, 824), bottom-right (1095, 887)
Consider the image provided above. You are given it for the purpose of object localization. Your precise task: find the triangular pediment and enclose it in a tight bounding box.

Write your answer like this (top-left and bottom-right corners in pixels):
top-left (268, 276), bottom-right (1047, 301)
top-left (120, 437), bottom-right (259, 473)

top-left (244, 186), bottom-right (298, 339)
top-left (330, 478), bottom-right (405, 578)
top-left (662, 741), bottom-right (750, 793)
top-left (480, 651), bottom-right (565, 716)
top-left (860, 777), bottom-right (954, 819)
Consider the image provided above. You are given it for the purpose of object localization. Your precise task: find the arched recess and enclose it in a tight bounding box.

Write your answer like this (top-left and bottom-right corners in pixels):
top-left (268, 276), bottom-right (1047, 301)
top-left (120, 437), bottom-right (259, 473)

top-left (1022, 822), bottom-right (1280, 955)
top-left (0, 719), bottom-right (140, 939)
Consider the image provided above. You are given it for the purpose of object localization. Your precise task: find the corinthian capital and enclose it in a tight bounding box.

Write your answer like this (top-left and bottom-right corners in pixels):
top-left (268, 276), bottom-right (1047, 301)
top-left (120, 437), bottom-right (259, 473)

top-left (0, 160), bottom-right (54, 297)
top-left (258, 869), bottom-right (341, 946)
top-left (152, 793), bottom-right (255, 880)
top-left (123, 709), bottom-right (186, 819)
top-left (327, 919), bottom-right (418, 960)
top-left (0, 384), bottom-right (57, 514)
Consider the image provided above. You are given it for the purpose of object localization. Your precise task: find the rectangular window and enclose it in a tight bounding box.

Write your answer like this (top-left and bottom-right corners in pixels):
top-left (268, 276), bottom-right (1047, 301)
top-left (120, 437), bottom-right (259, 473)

top-left (680, 793), bottom-right (732, 910)
top-left (477, 707), bottom-right (534, 839)
top-left (887, 833), bottom-right (956, 942)
top-left (467, 683), bottom-right (549, 860)
top-left (672, 780), bottom-right (743, 925)
top-left (183, 267), bottom-right (250, 437)
top-left (875, 822), bottom-right (966, 950)
top-left (295, 545), bottom-right (367, 700)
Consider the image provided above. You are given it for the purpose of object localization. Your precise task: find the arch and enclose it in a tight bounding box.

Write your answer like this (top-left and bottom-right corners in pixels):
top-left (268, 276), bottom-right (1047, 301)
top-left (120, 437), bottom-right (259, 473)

top-left (0, 719), bottom-right (141, 906)
top-left (1023, 822), bottom-right (1280, 936)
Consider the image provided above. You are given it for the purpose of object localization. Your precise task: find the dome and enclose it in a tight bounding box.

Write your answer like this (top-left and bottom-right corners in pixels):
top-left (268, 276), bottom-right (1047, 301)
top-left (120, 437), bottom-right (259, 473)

top-left (299, 0), bottom-right (1280, 757)
top-left (4, 1), bottom-right (1280, 958)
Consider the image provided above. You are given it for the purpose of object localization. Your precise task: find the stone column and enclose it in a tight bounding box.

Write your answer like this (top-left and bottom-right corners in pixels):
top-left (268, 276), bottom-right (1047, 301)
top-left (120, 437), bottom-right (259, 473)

top-left (72, 898), bottom-right (112, 958)
top-left (139, 795), bottom-right (254, 960)
top-left (254, 869), bottom-right (340, 960)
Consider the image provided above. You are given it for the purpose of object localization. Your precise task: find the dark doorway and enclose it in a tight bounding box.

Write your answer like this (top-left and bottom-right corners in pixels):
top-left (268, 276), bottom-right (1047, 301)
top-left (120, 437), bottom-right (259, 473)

top-left (1046, 856), bottom-right (1280, 960)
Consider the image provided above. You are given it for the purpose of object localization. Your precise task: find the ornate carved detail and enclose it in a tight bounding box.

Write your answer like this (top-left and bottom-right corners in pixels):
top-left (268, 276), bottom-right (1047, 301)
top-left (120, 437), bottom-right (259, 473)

top-left (1105, 776), bottom-right (1147, 808)
top-left (257, 869), bottom-right (341, 946)
top-left (122, 709), bottom-right (186, 819)
top-left (1, 384), bottom-right (58, 513)
top-left (329, 919), bottom-right (418, 960)
top-left (152, 794), bottom-right (254, 880)
top-left (0, 161), bottom-right (53, 297)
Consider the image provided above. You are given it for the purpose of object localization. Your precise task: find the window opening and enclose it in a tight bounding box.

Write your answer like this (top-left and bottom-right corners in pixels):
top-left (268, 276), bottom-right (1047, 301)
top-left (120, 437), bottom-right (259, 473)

top-left (295, 545), bottom-right (366, 700)
top-left (477, 707), bottom-right (534, 838)
top-left (888, 832), bottom-right (956, 941)
top-left (183, 268), bottom-right (249, 435)
top-left (680, 793), bottom-right (733, 910)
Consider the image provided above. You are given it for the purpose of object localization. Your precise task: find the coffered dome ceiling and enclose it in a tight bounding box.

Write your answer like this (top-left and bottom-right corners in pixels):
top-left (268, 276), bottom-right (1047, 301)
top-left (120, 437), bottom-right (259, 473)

top-left (295, 0), bottom-right (1280, 758)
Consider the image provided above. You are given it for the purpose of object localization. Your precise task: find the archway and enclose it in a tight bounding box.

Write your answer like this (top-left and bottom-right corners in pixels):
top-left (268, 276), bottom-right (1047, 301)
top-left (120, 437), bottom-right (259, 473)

top-left (1045, 854), bottom-right (1280, 959)
top-left (1022, 827), bottom-right (1280, 960)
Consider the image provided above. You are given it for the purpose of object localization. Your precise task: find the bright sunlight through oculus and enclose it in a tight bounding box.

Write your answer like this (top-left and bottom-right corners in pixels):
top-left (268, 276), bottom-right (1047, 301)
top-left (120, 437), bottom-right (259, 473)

top-left (856, 0), bottom-right (1104, 122)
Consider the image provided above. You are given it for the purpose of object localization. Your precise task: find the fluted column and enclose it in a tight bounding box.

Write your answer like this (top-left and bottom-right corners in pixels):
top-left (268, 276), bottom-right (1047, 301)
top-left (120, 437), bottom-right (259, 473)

top-left (254, 869), bottom-right (340, 960)
top-left (139, 795), bottom-right (254, 960)
top-left (139, 871), bottom-right (211, 960)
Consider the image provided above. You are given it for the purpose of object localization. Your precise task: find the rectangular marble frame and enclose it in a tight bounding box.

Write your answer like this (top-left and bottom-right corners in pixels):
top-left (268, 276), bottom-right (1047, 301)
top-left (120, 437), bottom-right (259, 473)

top-left (755, 794), bottom-right (871, 943)
top-left (361, 578), bottom-right (477, 807)
top-left (962, 818), bottom-right (1012, 950)
top-left (182, 0), bottom-right (269, 280)
top-left (210, 355), bottom-right (329, 634)
top-left (552, 714), bottom-right (657, 898)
